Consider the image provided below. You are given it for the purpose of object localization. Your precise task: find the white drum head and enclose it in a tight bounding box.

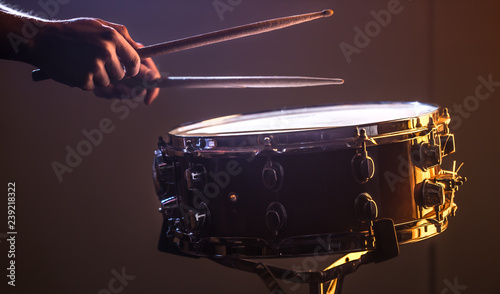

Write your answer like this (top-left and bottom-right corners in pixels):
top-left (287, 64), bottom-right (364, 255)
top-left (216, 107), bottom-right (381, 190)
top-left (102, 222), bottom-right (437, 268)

top-left (170, 102), bottom-right (438, 137)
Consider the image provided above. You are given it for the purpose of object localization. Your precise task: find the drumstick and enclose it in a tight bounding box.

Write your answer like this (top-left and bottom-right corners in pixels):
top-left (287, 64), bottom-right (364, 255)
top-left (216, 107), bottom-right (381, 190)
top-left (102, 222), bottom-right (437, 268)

top-left (118, 76), bottom-right (344, 88)
top-left (31, 9), bottom-right (333, 81)
top-left (137, 9), bottom-right (333, 58)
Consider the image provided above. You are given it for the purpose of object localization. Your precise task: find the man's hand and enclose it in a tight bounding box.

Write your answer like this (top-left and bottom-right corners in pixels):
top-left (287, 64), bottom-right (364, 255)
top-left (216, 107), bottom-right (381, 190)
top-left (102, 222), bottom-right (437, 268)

top-left (91, 34), bottom-right (161, 105)
top-left (93, 56), bottom-right (161, 106)
top-left (0, 7), bottom-right (161, 104)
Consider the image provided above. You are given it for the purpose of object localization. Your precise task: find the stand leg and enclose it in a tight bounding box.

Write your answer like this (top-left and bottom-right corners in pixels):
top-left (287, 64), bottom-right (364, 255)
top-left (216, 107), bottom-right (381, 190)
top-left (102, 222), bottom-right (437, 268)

top-left (254, 263), bottom-right (285, 294)
top-left (326, 277), bottom-right (344, 294)
top-left (326, 279), bottom-right (338, 294)
top-left (309, 282), bottom-right (323, 294)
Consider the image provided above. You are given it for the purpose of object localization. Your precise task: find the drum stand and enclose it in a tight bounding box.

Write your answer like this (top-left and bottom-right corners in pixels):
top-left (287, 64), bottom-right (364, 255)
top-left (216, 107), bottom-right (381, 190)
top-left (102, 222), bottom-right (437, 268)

top-left (210, 219), bottom-right (400, 294)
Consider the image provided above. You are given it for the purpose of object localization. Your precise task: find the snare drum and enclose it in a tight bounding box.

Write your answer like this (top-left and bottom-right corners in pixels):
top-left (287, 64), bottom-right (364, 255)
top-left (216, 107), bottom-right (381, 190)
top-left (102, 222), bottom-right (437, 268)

top-left (153, 102), bottom-right (465, 258)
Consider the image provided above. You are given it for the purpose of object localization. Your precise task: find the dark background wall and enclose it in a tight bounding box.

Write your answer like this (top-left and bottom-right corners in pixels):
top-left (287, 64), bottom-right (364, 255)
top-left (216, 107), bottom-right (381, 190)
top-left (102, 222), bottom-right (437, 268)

top-left (1, 0), bottom-right (498, 293)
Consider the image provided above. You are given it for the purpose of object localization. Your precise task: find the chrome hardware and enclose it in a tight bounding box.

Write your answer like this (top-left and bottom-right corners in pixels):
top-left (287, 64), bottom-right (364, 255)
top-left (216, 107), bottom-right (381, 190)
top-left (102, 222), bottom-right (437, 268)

top-left (204, 138), bottom-right (217, 149)
top-left (427, 116), bottom-right (437, 131)
top-left (153, 137), bottom-right (178, 197)
top-left (153, 149), bottom-right (176, 184)
top-left (159, 195), bottom-right (179, 216)
top-left (184, 202), bottom-right (210, 231)
top-left (423, 117), bottom-right (442, 168)
top-left (184, 139), bottom-right (195, 152)
top-left (185, 164), bottom-right (207, 190)
top-left (262, 166), bottom-right (277, 188)
top-left (415, 117), bottom-right (422, 128)
top-left (266, 202), bottom-right (287, 235)
top-left (439, 134), bottom-right (456, 157)
top-left (256, 135), bottom-right (275, 150)
top-left (349, 128), bottom-right (377, 148)
top-left (418, 142), bottom-right (442, 170)
top-left (440, 107), bottom-right (451, 122)
top-left (262, 161), bottom-right (284, 191)
top-left (422, 179), bottom-right (445, 208)
top-left (439, 108), bottom-right (451, 134)
top-left (351, 129), bottom-right (375, 183)
top-left (441, 107), bottom-right (450, 118)
top-left (352, 152), bottom-right (375, 183)
top-left (412, 118), bottom-right (443, 170)
top-left (451, 203), bottom-right (458, 217)
top-left (354, 193), bottom-right (378, 223)
top-left (263, 136), bottom-right (272, 147)
top-left (434, 171), bottom-right (467, 191)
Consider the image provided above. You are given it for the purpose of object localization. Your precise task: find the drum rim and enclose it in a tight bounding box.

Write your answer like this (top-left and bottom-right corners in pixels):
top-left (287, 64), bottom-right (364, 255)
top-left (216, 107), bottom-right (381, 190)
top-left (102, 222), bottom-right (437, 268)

top-left (164, 101), bottom-right (444, 154)
top-left (162, 217), bottom-right (449, 258)
top-left (168, 101), bottom-right (439, 137)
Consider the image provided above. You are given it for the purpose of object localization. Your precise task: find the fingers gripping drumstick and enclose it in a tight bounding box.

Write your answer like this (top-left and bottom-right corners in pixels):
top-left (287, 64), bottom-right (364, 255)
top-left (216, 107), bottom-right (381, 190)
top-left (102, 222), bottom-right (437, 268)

top-left (32, 10), bottom-right (334, 81)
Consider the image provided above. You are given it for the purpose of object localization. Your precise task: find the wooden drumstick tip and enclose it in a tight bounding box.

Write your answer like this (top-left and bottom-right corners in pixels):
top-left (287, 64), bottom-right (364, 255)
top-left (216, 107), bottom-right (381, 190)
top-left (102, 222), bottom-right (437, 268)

top-left (322, 9), bottom-right (334, 17)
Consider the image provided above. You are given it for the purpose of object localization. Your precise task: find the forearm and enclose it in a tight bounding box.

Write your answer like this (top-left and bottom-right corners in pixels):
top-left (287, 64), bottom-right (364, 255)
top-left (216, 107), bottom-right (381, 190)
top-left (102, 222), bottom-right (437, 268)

top-left (0, 4), bottom-right (49, 64)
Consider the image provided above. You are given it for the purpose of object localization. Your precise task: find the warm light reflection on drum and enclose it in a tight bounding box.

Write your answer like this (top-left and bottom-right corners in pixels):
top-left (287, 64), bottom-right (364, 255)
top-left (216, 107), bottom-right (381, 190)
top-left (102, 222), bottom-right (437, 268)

top-left (153, 102), bottom-right (465, 258)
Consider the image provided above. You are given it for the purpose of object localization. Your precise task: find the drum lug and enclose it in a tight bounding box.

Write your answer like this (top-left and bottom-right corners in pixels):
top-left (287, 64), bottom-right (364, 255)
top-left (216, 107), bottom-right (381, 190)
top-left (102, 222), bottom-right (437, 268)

top-left (266, 202), bottom-right (287, 236)
top-left (262, 161), bottom-right (284, 191)
top-left (417, 142), bottom-right (442, 170)
top-left (351, 129), bottom-right (375, 183)
top-left (153, 137), bottom-right (178, 197)
top-left (184, 202), bottom-right (211, 232)
top-left (354, 193), bottom-right (378, 223)
top-left (414, 121), bottom-right (442, 170)
top-left (159, 195), bottom-right (180, 216)
top-left (185, 164), bottom-right (207, 190)
top-left (439, 134), bottom-right (455, 157)
top-left (439, 107), bottom-right (452, 133)
top-left (421, 179), bottom-right (446, 208)
top-left (183, 138), bottom-right (196, 152)
top-left (450, 203), bottom-right (458, 217)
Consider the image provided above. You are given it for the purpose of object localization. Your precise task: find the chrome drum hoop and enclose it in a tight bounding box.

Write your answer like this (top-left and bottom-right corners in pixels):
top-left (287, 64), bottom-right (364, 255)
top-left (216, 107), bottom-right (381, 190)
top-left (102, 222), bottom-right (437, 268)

top-left (165, 102), bottom-right (446, 157)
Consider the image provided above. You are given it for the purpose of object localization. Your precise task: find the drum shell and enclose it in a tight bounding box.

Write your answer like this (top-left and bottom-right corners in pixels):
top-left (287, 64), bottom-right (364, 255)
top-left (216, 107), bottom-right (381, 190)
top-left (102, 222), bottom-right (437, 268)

top-left (169, 136), bottom-right (438, 241)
